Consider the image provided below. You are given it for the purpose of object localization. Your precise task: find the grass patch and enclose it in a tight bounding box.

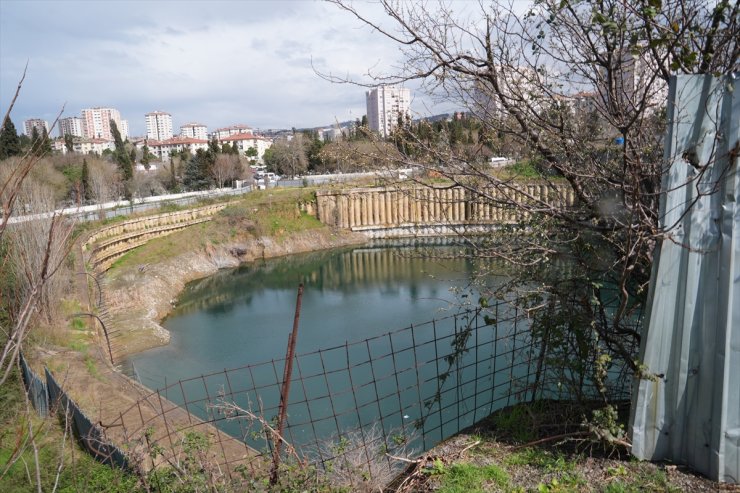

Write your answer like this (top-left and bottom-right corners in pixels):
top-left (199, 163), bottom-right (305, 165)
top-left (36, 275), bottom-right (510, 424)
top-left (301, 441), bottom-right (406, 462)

top-left (83, 354), bottom-right (99, 378)
top-left (434, 462), bottom-right (509, 493)
top-left (0, 372), bottom-right (139, 493)
top-left (106, 188), bottom-right (324, 274)
top-left (505, 448), bottom-right (576, 473)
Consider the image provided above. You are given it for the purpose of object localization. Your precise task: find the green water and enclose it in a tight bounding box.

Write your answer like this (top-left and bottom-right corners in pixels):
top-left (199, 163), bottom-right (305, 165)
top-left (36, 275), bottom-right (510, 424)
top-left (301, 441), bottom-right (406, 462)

top-left (123, 243), bottom-right (531, 453)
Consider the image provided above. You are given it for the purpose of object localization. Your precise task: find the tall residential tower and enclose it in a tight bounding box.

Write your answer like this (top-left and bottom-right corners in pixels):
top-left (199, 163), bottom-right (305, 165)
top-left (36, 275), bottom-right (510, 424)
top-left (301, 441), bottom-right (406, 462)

top-left (145, 111), bottom-right (174, 141)
top-left (81, 107), bottom-right (126, 140)
top-left (365, 85), bottom-right (411, 138)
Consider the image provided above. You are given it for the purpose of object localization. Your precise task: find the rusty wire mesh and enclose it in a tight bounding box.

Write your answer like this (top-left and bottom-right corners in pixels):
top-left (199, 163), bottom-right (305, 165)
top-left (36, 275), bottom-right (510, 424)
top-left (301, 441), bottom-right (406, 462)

top-left (100, 297), bottom-right (636, 485)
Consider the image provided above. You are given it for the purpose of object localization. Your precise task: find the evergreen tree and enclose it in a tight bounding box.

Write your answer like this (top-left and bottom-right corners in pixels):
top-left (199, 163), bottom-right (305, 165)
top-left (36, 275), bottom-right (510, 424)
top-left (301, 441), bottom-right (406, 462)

top-left (40, 128), bottom-right (52, 155)
top-left (64, 133), bottom-right (74, 153)
top-left (307, 135), bottom-right (325, 172)
top-left (245, 146), bottom-right (258, 165)
top-left (209, 137), bottom-right (220, 154)
top-left (30, 127), bottom-right (41, 156)
top-left (81, 158), bottom-right (91, 202)
top-left (0, 117), bottom-right (21, 160)
top-left (110, 120), bottom-right (133, 200)
top-left (183, 148), bottom-right (215, 190)
top-left (169, 156), bottom-right (178, 191)
top-left (141, 141), bottom-right (152, 169)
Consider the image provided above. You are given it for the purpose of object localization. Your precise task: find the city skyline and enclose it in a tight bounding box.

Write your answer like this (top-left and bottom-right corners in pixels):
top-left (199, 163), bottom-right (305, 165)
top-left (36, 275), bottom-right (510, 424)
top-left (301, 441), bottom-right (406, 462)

top-left (0, 1), bottom-right (444, 136)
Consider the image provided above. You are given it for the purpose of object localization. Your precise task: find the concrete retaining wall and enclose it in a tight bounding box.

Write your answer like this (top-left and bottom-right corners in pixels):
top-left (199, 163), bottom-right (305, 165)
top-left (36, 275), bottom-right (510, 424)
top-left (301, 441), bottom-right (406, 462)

top-left (316, 184), bottom-right (574, 233)
top-left (83, 204), bottom-right (226, 271)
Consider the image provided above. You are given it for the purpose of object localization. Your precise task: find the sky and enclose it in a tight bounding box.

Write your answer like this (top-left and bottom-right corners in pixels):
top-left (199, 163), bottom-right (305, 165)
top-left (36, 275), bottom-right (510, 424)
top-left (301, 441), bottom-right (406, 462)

top-left (0, 0), bottom-right (531, 137)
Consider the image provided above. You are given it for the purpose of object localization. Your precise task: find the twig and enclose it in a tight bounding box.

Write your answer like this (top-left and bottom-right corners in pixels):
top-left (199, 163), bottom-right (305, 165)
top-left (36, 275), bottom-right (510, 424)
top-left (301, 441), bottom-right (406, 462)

top-left (511, 431), bottom-right (590, 451)
top-left (456, 439), bottom-right (482, 457)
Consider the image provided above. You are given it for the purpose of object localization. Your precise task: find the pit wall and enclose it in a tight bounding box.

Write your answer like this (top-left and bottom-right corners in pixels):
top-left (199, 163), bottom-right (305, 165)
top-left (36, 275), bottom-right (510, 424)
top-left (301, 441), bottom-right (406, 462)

top-left (83, 203), bottom-right (227, 271)
top-left (316, 184), bottom-right (575, 236)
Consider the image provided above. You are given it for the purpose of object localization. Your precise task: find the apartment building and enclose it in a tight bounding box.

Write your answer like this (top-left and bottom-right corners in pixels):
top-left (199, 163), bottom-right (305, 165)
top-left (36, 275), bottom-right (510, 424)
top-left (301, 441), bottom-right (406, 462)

top-left (212, 124), bottom-right (253, 140)
top-left (81, 107), bottom-right (127, 140)
top-left (52, 137), bottom-right (115, 155)
top-left (145, 136), bottom-right (209, 161)
top-left (365, 85), bottom-right (411, 138)
top-left (180, 122), bottom-right (208, 141)
top-left (216, 133), bottom-right (272, 162)
top-left (58, 116), bottom-right (84, 137)
top-left (145, 111), bottom-right (173, 141)
top-left (23, 118), bottom-right (49, 137)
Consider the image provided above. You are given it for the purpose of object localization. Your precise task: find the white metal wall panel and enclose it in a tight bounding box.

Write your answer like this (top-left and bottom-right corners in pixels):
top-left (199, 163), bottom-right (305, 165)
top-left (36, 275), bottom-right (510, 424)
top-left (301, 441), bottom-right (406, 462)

top-left (630, 74), bottom-right (739, 483)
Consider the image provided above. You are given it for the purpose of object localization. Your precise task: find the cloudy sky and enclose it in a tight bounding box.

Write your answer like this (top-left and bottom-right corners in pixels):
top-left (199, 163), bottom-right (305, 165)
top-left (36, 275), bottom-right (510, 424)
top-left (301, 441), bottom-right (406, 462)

top-left (0, 0), bottom-right (439, 136)
top-left (0, 0), bottom-right (535, 137)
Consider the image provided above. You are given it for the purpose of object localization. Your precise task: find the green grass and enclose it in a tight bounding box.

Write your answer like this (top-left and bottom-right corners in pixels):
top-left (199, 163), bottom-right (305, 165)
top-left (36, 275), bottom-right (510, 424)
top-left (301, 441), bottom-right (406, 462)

top-left (0, 372), bottom-right (139, 493)
top-left (505, 448), bottom-right (576, 473)
top-left (107, 188), bottom-right (324, 274)
top-left (435, 462), bottom-right (510, 493)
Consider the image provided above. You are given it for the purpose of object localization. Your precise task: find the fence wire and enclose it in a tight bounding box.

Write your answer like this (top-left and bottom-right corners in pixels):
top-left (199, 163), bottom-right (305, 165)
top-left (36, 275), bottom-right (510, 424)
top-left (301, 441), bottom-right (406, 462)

top-left (102, 299), bottom-right (635, 485)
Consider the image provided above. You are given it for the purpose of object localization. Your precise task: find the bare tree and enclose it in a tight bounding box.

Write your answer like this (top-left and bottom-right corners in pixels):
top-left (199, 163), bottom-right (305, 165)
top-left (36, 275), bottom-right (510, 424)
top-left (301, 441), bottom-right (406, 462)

top-left (264, 135), bottom-right (309, 178)
top-left (324, 0), bottom-right (738, 399)
top-left (0, 71), bottom-right (75, 386)
top-left (210, 154), bottom-right (242, 189)
top-left (87, 159), bottom-right (119, 215)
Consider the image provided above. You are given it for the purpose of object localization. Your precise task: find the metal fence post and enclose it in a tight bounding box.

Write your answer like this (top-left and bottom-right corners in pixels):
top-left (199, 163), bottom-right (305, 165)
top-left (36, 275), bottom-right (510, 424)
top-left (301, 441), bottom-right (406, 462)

top-left (270, 283), bottom-right (304, 485)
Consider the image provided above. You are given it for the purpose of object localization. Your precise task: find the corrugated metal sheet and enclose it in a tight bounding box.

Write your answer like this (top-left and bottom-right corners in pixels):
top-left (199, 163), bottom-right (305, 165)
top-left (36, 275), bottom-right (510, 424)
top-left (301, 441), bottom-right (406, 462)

top-left (630, 74), bottom-right (739, 483)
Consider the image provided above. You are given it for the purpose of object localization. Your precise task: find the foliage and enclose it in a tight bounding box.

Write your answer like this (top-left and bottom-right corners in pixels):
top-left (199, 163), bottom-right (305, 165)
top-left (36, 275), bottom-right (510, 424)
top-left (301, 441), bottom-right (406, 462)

top-left (327, 0), bottom-right (738, 419)
top-left (81, 158), bottom-right (91, 202)
top-left (263, 134), bottom-right (308, 177)
top-left (183, 148), bottom-right (215, 190)
top-left (0, 117), bottom-right (21, 160)
top-left (110, 120), bottom-right (133, 200)
top-left (432, 462), bottom-right (510, 493)
top-left (0, 372), bottom-right (139, 493)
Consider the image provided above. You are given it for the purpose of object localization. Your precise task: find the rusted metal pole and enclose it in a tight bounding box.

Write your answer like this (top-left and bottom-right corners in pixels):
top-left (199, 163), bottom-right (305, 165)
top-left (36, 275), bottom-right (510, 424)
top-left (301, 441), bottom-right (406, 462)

top-left (270, 283), bottom-right (303, 485)
top-left (70, 312), bottom-right (114, 365)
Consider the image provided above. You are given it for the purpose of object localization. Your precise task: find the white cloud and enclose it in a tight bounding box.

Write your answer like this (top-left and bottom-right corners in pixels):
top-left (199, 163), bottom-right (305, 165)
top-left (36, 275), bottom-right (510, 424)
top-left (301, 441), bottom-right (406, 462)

top-left (3, 0), bottom-right (531, 135)
top-left (1, 0), bottom-right (414, 135)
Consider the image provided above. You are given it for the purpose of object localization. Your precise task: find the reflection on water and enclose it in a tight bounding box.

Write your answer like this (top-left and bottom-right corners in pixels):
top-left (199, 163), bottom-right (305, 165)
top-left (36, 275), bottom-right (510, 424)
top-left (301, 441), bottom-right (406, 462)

top-left (124, 243), bottom-right (523, 452)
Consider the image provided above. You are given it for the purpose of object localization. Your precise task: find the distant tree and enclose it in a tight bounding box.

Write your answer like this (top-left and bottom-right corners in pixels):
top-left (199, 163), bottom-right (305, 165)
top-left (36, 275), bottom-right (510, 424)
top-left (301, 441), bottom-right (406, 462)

top-left (211, 154), bottom-right (242, 188)
top-left (0, 117), bottom-right (21, 160)
top-left (64, 133), bottom-right (74, 153)
top-left (141, 141), bottom-right (152, 169)
top-left (168, 156), bottom-right (178, 191)
top-left (361, 115), bottom-right (368, 127)
top-left (263, 135), bottom-right (308, 177)
top-left (209, 137), bottom-right (220, 154)
top-left (221, 142), bottom-right (232, 154)
top-left (245, 146), bottom-right (258, 165)
top-left (81, 158), bottom-right (91, 202)
top-left (306, 133), bottom-right (325, 172)
top-left (183, 148), bottom-right (215, 190)
top-left (110, 120), bottom-right (133, 200)
top-left (30, 127), bottom-right (40, 156)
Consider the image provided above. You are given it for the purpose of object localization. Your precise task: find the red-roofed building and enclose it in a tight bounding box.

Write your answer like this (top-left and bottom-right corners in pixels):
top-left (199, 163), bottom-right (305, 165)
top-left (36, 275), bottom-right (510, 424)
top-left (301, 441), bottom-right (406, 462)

top-left (52, 136), bottom-right (115, 155)
top-left (144, 136), bottom-right (210, 161)
top-left (212, 124), bottom-right (253, 140)
top-left (216, 133), bottom-right (272, 162)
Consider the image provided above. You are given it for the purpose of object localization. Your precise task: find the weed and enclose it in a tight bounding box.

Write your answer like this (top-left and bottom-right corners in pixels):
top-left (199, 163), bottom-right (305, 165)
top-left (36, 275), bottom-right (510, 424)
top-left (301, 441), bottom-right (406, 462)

top-left (70, 317), bottom-right (86, 331)
top-left (491, 404), bottom-right (536, 442)
top-left (83, 354), bottom-right (99, 378)
top-left (435, 462), bottom-right (509, 493)
top-left (505, 448), bottom-right (576, 473)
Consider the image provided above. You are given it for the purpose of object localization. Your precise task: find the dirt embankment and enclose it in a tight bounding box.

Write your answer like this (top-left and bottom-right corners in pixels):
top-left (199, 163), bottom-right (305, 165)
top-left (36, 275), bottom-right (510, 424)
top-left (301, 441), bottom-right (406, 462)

top-left (104, 228), bottom-right (366, 359)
